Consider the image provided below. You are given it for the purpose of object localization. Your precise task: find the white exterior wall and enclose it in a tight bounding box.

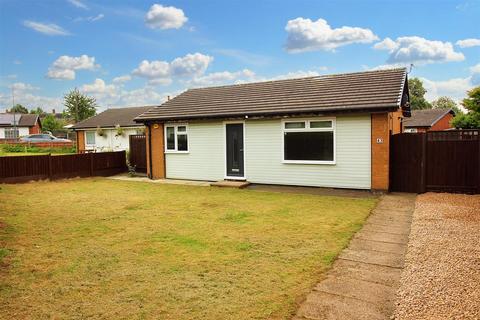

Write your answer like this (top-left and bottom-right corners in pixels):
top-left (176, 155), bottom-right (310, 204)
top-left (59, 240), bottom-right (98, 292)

top-left (0, 127), bottom-right (30, 138)
top-left (245, 116), bottom-right (371, 189)
top-left (84, 127), bottom-right (143, 152)
top-left (165, 122), bottom-right (224, 181)
top-left (164, 115), bottom-right (372, 189)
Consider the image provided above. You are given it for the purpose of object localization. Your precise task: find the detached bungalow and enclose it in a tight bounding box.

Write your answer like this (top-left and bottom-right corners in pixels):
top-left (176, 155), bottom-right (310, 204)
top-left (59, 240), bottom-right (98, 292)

top-left (403, 108), bottom-right (455, 132)
top-left (72, 106), bottom-right (151, 152)
top-left (135, 68), bottom-right (411, 191)
top-left (0, 113), bottom-right (41, 140)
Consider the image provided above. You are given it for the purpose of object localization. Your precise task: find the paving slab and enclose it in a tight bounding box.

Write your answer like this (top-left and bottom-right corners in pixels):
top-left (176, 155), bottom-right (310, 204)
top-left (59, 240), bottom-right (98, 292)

top-left (294, 193), bottom-right (415, 320)
top-left (210, 180), bottom-right (250, 188)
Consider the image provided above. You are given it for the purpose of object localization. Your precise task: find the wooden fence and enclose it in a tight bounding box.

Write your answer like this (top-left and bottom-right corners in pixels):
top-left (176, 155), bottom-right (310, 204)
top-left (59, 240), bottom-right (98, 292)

top-left (390, 130), bottom-right (480, 194)
top-left (0, 151), bottom-right (127, 183)
top-left (129, 134), bottom-right (147, 173)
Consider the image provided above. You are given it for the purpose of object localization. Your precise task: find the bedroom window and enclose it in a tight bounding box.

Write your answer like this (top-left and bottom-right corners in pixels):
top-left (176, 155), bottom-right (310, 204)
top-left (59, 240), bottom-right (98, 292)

top-left (85, 131), bottom-right (95, 145)
top-left (283, 119), bottom-right (335, 164)
top-left (165, 124), bottom-right (188, 152)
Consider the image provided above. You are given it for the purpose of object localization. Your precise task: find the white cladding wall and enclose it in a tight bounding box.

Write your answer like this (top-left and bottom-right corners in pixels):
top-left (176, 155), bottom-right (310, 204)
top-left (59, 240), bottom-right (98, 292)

top-left (84, 127), bottom-right (143, 152)
top-left (0, 127), bottom-right (30, 138)
top-left (165, 122), bottom-right (224, 181)
top-left (164, 115), bottom-right (371, 188)
top-left (245, 116), bottom-right (371, 189)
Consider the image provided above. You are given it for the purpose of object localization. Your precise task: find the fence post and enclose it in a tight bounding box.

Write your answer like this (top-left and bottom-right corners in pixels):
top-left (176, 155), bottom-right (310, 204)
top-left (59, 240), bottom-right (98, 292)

top-left (48, 153), bottom-right (52, 180)
top-left (89, 152), bottom-right (94, 177)
top-left (420, 133), bottom-right (427, 193)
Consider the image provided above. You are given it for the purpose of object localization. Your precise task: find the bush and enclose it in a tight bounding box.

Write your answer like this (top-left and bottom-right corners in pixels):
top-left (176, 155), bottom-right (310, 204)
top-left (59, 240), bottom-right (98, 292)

top-left (1, 144), bottom-right (76, 154)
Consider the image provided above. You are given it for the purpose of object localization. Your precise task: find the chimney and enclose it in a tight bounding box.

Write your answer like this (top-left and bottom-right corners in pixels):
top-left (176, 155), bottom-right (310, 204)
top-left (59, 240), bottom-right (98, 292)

top-left (167, 95), bottom-right (170, 101)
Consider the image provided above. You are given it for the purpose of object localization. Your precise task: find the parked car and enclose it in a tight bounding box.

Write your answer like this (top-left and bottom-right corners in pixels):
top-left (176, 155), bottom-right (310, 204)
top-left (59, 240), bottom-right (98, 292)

top-left (20, 134), bottom-right (72, 143)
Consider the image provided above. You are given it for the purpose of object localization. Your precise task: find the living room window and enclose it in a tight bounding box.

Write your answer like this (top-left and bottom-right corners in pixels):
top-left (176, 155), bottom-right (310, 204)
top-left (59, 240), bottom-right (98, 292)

top-left (283, 118), bottom-right (335, 164)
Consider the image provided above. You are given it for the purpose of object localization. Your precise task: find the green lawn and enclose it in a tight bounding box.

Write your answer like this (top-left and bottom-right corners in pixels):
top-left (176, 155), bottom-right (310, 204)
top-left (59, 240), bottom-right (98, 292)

top-left (0, 179), bottom-right (376, 319)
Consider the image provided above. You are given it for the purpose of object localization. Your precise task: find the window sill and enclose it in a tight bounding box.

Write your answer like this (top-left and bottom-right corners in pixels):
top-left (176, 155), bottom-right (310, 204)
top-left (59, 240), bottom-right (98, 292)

top-left (165, 150), bottom-right (189, 154)
top-left (282, 160), bottom-right (336, 165)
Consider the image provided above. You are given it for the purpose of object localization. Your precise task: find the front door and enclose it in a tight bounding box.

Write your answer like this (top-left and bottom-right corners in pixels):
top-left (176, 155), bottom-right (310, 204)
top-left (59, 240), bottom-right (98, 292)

top-left (226, 123), bottom-right (244, 178)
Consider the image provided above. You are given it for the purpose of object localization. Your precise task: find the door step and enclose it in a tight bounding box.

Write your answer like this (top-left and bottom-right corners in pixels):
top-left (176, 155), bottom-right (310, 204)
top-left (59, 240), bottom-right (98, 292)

top-left (210, 180), bottom-right (250, 189)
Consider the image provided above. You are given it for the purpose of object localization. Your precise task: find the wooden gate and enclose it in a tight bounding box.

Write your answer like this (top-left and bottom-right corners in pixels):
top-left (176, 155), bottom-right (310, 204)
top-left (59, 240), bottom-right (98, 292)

top-left (390, 130), bottom-right (480, 194)
top-left (129, 134), bottom-right (147, 173)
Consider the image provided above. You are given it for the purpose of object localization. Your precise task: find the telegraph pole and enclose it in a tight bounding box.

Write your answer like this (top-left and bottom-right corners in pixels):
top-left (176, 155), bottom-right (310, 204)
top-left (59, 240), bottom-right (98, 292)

top-left (12, 87), bottom-right (17, 138)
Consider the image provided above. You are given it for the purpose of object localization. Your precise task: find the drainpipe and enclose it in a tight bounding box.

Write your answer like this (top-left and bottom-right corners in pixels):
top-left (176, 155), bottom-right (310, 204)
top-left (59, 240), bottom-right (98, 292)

top-left (148, 122), bottom-right (153, 179)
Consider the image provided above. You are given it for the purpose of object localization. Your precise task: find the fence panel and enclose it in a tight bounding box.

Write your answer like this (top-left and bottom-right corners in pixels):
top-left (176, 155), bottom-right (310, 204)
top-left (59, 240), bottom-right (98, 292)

top-left (129, 134), bottom-right (147, 173)
top-left (0, 151), bottom-right (126, 183)
top-left (390, 130), bottom-right (480, 194)
top-left (0, 155), bottom-right (50, 183)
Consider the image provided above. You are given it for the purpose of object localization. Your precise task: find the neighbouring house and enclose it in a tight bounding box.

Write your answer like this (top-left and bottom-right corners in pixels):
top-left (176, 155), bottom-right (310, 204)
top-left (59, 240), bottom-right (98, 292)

top-left (135, 68), bottom-right (411, 191)
top-left (403, 108), bottom-right (455, 133)
top-left (72, 106), bottom-right (151, 152)
top-left (0, 113), bottom-right (41, 140)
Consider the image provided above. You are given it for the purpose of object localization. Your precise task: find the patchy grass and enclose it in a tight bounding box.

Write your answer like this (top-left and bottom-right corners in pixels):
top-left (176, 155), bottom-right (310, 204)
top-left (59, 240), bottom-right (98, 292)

top-left (0, 178), bottom-right (376, 319)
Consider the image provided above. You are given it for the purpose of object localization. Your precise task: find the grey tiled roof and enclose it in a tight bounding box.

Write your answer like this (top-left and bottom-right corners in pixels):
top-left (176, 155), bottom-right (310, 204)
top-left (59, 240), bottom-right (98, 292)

top-left (136, 68), bottom-right (408, 122)
top-left (403, 109), bottom-right (455, 127)
top-left (72, 106), bottom-right (152, 129)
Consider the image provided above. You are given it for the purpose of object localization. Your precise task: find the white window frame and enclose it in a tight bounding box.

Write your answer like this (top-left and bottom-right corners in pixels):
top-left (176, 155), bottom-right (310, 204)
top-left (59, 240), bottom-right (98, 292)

top-left (85, 131), bottom-right (96, 146)
top-left (164, 124), bottom-right (189, 153)
top-left (4, 128), bottom-right (19, 139)
top-left (281, 117), bottom-right (336, 165)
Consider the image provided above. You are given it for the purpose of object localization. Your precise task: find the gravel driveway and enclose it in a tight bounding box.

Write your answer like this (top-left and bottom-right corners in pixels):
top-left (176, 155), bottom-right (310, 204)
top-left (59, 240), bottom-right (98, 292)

top-left (393, 193), bottom-right (480, 320)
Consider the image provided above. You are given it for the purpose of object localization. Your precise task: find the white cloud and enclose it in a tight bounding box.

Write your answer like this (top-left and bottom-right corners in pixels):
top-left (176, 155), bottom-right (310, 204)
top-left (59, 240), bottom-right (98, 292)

top-left (9, 82), bottom-right (39, 92)
top-left (68, 0), bottom-right (88, 10)
top-left (132, 53), bottom-right (213, 84)
top-left (145, 4), bottom-right (188, 30)
top-left (470, 63), bottom-right (480, 74)
top-left (188, 69), bottom-right (256, 87)
top-left (13, 60), bottom-right (22, 65)
top-left (81, 78), bottom-right (116, 96)
top-left (0, 82), bottom-right (62, 111)
top-left (170, 53), bottom-right (213, 77)
top-left (46, 55), bottom-right (99, 80)
top-left (132, 60), bottom-right (170, 79)
top-left (112, 75), bottom-right (132, 84)
top-left (373, 36), bottom-right (464, 65)
top-left (422, 77), bottom-right (473, 102)
top-left (74, 14), bottom-right (104, 22)
top-left (23, 20), bottom-right (70, 36)
top-left (214, 49), bottom-right (272, 66)
top-left (456, 38), bottom-right (480, 48)
top-left (285, 18), bottom-right (378, 53)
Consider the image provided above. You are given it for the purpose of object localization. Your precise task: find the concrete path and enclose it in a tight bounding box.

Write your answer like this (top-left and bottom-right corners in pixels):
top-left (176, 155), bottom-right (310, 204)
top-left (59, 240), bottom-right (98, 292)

top-left (294, 193), bottom-right (416, 320)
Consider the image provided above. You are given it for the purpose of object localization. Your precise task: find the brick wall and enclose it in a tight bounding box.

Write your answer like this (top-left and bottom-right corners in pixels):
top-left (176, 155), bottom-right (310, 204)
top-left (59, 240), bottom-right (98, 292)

top-left (29, 121), bottom-right (41, 134)
top-left (146, 123), bottom-right (165, 179)
top-left (430, 113), bottom-right (454, 131)
top-left (371, 113), bottom-right (391, 191)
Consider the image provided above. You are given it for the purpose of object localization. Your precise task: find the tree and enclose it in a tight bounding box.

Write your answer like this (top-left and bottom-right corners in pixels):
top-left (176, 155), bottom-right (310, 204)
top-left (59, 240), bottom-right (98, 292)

top-left (41, 114), bottom-right (65, 132)
top-left (431, 96), bottom-right (463, 115)
top-left (451, 86), bottom-right (480, 129)
top-left (8, 104), bottom-right (28, 114)
top-left (408, 78), bottom-right (432, 110)
top-left (30, 107), bottom-right (46, 116)
top-left (63, 89), bottom-right (97, 122)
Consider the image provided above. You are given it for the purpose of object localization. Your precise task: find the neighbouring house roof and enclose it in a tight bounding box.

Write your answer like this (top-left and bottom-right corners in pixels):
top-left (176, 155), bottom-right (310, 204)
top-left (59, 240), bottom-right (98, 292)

top-left (135, 68), bottom-right (409, 122)
top-left (403, 108), bottom-right (455, 128)
top-left (71, 106), bottom-right (152, 130)
top-left (0, 113), bottom-right (39, 127)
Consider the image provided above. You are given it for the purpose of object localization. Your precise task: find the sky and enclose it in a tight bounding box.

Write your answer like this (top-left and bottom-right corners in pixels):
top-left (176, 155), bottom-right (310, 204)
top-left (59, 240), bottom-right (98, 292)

top-left (0, 0), bottom-right (479, 113)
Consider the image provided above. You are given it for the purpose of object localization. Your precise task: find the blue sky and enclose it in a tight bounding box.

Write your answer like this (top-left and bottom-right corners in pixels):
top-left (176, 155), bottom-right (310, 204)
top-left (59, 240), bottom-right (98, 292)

top-left (0, 0), bottom-right (479, 112)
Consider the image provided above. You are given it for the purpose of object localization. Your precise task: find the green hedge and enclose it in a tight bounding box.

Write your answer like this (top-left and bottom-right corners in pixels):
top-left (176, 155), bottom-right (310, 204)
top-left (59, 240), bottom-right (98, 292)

top-left (1, 144), bottom-right (76, 154)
